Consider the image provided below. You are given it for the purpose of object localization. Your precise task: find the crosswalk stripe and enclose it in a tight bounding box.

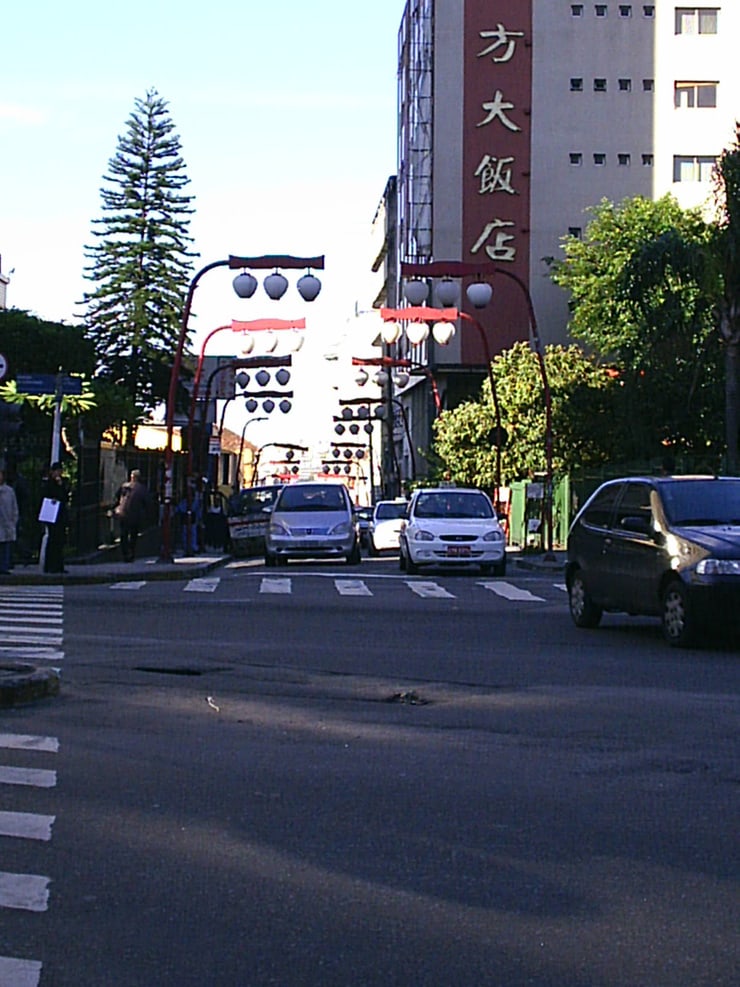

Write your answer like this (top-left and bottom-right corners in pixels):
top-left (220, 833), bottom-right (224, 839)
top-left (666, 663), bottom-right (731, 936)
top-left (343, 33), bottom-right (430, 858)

top-left (0, 955), bottom-right (42, 987)
top-left (406, 581), bottom-right (456, 599)
top-left (0, 812), bottom-right (55, 842)
top-left (0, 646), bottom-right (63, 662)
top-left (0, 615), bottom-right (62, 625)
top-left (0, 735), bottom-right (59, 753)
top-left (0, 873), bottom-right (50, 913)
top-left (334, 579), bottom-right (373, 596)
top-left (184, 577), bottom-right (220, 593)
top-left (260, 577), bottom-right (292, 594)
top-left (480, 580), bottom-right (545, 601)
top-left (0, 767), bottom-right (56, 788)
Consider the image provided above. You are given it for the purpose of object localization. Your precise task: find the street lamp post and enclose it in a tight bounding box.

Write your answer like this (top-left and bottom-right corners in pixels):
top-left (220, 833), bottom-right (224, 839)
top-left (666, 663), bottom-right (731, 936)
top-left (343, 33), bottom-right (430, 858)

top-left (400, 261), bottom-right (553, 555)
top-left (159, 254), bottom-right (323, 562)
top-left (235, 416), bottom-right (268, 493)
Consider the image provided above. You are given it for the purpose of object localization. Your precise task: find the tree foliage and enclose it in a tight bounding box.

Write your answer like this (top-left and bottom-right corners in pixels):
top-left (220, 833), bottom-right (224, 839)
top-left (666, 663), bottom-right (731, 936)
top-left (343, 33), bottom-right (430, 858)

top-left (551, 194), bottom-right (724, 461)
top-left (432, 343), bottom-right (620, 487)
top-left (82, 88), bottom-right (196, 415)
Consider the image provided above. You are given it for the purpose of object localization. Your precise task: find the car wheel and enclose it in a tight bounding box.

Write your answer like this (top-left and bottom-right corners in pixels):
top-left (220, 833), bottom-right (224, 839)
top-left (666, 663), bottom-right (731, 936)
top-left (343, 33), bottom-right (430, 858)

top-left (399, 543), bottom-right (408, 572)
top-left (406, 554), bottom-right (419, 575)
top-left (661, 580), bottom-right (698, 647)
top-left (479, 563), bottom-right (492, 576)
top-left (569, 571), bottom-right (602, 628)
top-left (369, 539), bottom-right (378, 557)
top-left (345, 542), bottom-right (361, 565)
top-left (264, 552), bottom-right (276, 568)
top-left (492, 556), bottom-right (507, 577)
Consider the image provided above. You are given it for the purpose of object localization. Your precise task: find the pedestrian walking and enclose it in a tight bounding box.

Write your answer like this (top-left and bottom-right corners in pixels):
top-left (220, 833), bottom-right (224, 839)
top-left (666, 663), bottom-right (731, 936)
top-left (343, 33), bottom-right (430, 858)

top-left (39, 461), bottom-right (69, 574)
top-left (0, 469), bottom-right (19, 575)
top-left (114, 469), bottom-right (151, 562)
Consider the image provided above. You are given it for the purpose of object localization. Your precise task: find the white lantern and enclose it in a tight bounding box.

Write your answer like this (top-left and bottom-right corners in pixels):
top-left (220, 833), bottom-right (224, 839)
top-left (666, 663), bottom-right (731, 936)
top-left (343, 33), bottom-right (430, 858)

top-left (393, 371), bottom-right (410, 388)
top-left (264, 272), bottom-right (289, 300)
top-left (381, 321), bottom-right (402, 344)
top-left (297, 273), bottom-right (321, 302)
top-left (432, 321), bottom-right (456, 345)
top-left (466, 281), bottom-right (493, 309)
top-left (404, 280), bottom-right (429, 305)
top-left (261, 331), bottom-right (278, 353)
top-left (406, 321), bottom-right (430, 345)
top-left (287, 329), bottom-right (304, 352)
top-left (435, 278), bottom-right (459, 307)
top-left (355, 369), bottom-right (369, 386)
top-left (233, 272), bottom-right (258, 299)
top-left (240, 334), bottom-right (255, 355)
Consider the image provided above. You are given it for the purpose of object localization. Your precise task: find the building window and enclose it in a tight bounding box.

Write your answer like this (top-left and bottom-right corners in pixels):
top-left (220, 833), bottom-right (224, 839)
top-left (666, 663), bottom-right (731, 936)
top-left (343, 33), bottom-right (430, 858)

top-left (571, 3), bottom-right (584, 13)
top-left (643, 4), bottom-right (655, 15)
top-left (673, 155), bottom-right (717, 182)
top-left (570, 78), bottom-right (584, 91)
top-left (643, 78), bottom-right (655, 91)
top-left (568, 227), bottom-right (583, 239)
top-left (594, 153), bottom-right (607, 165)
top-left (594, 78), bottom-right (608, 92)
top-left (570, 153), bottom-right (583, 165)
top-left (595, 4), bottom-right (608, 15)
top-left (619, 5), bottom-right (632, 16)
top-left (618, 78), bottom-right (632, 91)
top-left (675, 8), bottom-right (719, 34)
top-left (642, 153), bottom-right (654, 166)
top-left (618, 153), bottom-right (631, 165)
top-left (674, 82), bottom-right (718, 108)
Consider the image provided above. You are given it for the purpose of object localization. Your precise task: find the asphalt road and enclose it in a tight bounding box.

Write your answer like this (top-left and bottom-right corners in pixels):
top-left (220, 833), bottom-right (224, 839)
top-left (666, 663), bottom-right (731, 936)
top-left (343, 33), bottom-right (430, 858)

top-left (1, 557), bottom-right (738, 986)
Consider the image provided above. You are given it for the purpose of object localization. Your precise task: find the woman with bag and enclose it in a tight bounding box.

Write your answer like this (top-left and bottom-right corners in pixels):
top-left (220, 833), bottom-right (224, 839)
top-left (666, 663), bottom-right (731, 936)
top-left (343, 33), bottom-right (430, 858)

top-left (39, 461), bottom-right (69, 574)
top-left (0, 469), bottom-right (19, 575)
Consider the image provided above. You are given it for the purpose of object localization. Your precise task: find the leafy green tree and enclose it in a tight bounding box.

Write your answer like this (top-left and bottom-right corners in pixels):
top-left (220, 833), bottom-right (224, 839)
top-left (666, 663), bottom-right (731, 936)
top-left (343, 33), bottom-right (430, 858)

top-left (551, 194), bottom-right (725, 463)
top-left (432, 343), bottom-right (620, 488)
top-left (82, 88), bottom-right (196, 416)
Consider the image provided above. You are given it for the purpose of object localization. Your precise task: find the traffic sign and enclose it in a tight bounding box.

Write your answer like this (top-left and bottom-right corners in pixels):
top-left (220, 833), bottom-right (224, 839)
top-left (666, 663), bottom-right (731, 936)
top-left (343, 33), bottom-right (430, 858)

top-left (16, 373), bottom-right (83, 396)
top-left (0, 353), bottom-right (8, 382)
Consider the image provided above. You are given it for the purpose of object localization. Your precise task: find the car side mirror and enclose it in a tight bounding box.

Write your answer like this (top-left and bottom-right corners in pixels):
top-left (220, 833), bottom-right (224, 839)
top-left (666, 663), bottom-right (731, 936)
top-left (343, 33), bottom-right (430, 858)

top-left (620, 515), bottom-right (651, 535)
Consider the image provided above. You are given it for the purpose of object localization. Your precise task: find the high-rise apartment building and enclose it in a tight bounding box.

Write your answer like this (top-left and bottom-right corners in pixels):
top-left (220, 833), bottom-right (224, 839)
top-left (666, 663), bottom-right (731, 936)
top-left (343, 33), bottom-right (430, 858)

top-left (391, 1), bottom-right (738, 480)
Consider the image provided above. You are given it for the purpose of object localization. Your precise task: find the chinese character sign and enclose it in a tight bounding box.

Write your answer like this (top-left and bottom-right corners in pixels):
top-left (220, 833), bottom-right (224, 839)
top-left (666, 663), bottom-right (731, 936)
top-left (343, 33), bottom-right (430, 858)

top-left (462, 0), bottom-right (532, 355)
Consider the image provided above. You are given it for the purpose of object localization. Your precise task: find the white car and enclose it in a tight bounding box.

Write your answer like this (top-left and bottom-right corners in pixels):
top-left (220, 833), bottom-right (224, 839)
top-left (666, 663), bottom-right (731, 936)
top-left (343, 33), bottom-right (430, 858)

top-left (369, 499), bottom-right (407, 554)
top-left (399, 487), bottom-right (506, 576)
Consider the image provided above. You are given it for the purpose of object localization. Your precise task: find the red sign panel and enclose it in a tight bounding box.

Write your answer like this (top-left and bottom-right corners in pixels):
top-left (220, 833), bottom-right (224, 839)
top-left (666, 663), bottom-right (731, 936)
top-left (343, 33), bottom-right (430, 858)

top-left (462, 0), bottom-right (533, 360)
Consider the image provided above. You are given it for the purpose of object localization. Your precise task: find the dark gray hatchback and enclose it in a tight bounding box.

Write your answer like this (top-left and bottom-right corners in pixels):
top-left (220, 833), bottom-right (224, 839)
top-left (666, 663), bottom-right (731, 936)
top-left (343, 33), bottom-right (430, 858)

top-left (565, 475), bottom-right (740, 647)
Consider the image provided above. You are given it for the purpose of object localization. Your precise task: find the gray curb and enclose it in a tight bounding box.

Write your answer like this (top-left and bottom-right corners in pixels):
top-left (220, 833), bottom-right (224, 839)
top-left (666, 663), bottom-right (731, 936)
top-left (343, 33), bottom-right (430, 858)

top-left (0, 662), bottom-right (61, 708)
top-left (1, 557), bottom-right (227, 586)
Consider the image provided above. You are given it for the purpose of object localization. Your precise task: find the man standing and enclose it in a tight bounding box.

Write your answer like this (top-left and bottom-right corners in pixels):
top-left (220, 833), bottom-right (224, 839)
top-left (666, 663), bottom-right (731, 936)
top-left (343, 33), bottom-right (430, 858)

top-left (0, 468), bottom-right (19, 575)
top-left (114, 469), bottom-right (150, 562)
top-left (41, 462), bottom-right (69, 574)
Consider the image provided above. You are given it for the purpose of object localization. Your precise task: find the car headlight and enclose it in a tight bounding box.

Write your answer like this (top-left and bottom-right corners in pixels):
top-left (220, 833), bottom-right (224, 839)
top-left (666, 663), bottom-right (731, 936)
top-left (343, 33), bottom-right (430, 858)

top-left (412, 529), bottom-right (434, 542)
top-left (696, 558), bottom-right (740, 576)
top-left (269, 520), bottom-right (290, 536)
top-left (482, 529), bottom-right (504, 542)
top-left (329, 521), bottom-right (352, 536)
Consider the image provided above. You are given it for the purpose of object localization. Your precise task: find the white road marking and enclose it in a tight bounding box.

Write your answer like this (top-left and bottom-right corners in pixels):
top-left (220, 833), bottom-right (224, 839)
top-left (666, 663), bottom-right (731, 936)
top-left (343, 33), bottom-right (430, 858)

top-left (0, 767), bottom-right (56, 788)
top-left (0, 647), bottom-right (64, 662)
top-left (260, 577), bottom-right (292, 594)
top-left (0, 955), bottom-right (42, 987)
top-left (0, 873), bottom-right (50, 912)
top-left (110, 581), bottom-right (147, 590)
top-left (0, 812), bottom-right (55, 842)
top-left (479, 581), bottom-right (545, 601)
top-left (0, 614), bottom-right (62, 624)
top-left (0, 734), bottom-right (59, 753)
top-left (555, 582), bottom-right (567, 592)
top-left (334, 579), bottom-right (373, 596)
top-left (184, 577), bottom-right (220, 593)
top-left (406, 581), bottom-right (456, 599)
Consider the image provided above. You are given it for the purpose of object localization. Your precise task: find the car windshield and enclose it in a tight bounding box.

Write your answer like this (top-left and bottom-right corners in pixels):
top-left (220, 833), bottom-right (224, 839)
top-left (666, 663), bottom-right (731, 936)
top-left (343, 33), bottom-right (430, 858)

top-left (231, 487), bottom-right (278, 516)
top-left (660, 478), bottom-right (740, 526)
top-left (414, 492), bottom-right (493, 519)
top-left (276, 485), bottom-right (347, 512)
top-left (375, 503), bottom-right (406, 521)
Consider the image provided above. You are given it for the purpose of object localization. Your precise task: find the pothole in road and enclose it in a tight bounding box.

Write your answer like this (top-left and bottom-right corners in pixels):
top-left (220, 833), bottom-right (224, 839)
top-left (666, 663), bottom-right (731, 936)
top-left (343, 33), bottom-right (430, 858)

top-left (133, 665), bottom-right (233, 677)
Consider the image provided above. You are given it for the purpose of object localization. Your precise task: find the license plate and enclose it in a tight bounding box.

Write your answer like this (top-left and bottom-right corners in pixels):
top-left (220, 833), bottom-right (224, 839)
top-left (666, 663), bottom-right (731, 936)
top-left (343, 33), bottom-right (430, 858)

top-left (447, 545), bottom-right (471, 557)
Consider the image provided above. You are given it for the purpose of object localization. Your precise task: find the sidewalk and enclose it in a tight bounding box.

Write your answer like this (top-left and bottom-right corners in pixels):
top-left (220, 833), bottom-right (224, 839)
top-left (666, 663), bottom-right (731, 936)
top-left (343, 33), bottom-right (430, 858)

top-left (1, 552), bottom-right (228, 586)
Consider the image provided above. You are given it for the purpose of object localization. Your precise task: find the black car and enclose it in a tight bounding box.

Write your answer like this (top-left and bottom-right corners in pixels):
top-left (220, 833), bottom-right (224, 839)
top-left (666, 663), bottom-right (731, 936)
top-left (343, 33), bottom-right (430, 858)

top-left (354, 506), bottom-right (373, 548)
top-left (565, 475), bottom-right (740, 647)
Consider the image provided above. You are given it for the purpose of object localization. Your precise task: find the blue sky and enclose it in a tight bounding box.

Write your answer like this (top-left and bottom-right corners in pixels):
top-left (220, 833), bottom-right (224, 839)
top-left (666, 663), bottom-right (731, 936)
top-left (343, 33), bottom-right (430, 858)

top-left (1, 0), bottom-right (406, 444)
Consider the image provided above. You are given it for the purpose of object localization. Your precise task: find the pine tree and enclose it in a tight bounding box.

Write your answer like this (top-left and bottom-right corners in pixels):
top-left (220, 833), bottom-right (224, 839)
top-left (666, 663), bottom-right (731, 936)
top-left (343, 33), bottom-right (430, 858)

top-left (82, 88), bottom-right (196, 415)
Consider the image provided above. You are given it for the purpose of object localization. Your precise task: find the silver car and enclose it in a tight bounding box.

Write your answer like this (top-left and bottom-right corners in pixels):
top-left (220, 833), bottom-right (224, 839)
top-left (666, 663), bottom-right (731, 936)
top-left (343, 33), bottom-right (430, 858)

top-left (265, 482), bottom-right (361, 565)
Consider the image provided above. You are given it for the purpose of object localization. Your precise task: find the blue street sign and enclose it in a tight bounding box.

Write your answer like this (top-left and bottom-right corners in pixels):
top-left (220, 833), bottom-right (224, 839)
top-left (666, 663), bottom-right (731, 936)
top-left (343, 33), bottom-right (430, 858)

top-left (16, 374), bottom-right (83, 396)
